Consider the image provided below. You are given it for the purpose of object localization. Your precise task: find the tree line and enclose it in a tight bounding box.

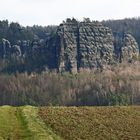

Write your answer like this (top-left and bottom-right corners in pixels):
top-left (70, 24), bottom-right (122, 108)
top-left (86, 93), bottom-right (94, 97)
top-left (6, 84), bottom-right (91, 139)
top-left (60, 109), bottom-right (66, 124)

top-left (0, 62), bottom-right (139, 106)
top-left (102, 17), bottom-right (140, 49)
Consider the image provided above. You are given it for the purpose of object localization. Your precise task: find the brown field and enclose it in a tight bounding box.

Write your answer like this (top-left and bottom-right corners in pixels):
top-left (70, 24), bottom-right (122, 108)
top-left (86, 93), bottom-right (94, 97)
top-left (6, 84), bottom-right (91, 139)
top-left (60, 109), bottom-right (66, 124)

top-left (39, 106), bottom-right (140, 140)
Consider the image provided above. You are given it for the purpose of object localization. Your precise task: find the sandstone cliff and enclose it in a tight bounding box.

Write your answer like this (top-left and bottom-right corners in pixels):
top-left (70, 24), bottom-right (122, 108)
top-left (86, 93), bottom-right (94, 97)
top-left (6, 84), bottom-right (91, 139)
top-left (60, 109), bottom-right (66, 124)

top-left (0, 19), bottom-right (139, 73)
top-left (121, 33), bottom-right (139, 62)
top-left (47, 19), bottom-right (115, 73)
top-left (114, 33), bottom-right (139, 62)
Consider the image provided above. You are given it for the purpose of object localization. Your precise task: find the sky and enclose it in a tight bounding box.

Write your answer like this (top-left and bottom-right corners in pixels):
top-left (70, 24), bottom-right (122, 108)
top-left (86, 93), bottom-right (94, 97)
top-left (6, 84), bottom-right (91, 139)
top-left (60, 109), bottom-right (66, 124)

top-left (0, 0), bottom-right (140, 26)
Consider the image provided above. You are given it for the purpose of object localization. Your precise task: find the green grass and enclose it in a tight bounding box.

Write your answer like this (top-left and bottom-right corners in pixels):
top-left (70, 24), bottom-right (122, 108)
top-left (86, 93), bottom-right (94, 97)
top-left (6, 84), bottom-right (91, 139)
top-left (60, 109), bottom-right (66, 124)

top-left (22, 106), bottom-right (62, 140)
top-left (0, 106), bottom-right (140, 140)
top-left (0, 106), bottom-right (31, 140)
top-left (0, 106), bottom-right (62, 140)
top-left (39, 106), bottom-right (140, 140)
top-left (0, 106), bottom-right (19, 140)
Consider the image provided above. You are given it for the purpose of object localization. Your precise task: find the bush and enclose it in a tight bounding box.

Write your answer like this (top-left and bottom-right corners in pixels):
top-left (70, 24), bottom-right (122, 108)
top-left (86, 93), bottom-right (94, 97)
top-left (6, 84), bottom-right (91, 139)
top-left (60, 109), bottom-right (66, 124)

top-left (0, 62), bottom-right (140, 106)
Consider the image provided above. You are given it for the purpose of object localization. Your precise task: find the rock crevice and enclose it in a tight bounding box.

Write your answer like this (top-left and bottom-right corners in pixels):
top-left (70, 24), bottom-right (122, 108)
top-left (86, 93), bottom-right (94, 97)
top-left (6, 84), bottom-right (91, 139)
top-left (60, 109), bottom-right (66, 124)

top-left (49, 19), bottom-right (115, 72)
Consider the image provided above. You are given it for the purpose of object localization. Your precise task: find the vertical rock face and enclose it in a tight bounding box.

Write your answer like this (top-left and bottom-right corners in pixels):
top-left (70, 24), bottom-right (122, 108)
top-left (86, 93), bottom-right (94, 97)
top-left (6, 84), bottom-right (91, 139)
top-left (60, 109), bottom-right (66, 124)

top-left (121, 33), bottom-right (139, 61)
top-left (2, 38), bottom-right (11, 58)
top-left (57, 21), bottom-right (78, 73)
top-left (114, 33), bottom-right (139, 62)
top-left (0, 19), bottom-right (139, 73)
top-left (79, 22), bottom-right (114, 70)
top-left (48, 19), bottom-right (115, 72)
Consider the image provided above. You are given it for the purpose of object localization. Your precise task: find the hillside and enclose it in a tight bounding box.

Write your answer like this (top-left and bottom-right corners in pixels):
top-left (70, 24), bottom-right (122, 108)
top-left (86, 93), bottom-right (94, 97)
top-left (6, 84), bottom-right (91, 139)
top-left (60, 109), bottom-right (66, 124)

top-left (0, 18), bottom-right (139, 73)
top-left (0, 106), bottom-right (140, 140)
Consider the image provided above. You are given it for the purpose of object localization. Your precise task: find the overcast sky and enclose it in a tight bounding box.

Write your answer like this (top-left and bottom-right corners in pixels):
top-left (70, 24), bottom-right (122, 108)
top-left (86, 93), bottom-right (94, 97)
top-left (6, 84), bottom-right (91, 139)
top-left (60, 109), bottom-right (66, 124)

top-left (0, 0), bottom-right (140, 26)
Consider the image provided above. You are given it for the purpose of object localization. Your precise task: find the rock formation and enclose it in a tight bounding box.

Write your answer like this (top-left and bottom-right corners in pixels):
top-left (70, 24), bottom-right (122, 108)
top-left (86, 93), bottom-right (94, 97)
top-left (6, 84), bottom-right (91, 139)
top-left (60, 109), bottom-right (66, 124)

top-left (121, 33), bottom-right (139, 62)
top-left (114, 33), bottom-right (139, 62)
top-left (11, 45), bottom-right (22, 57)
top-left (2, 38), bottom-right (11, 58)
top-left (78, 21), bottom-right (114, 70)
top-left (57, 20), bottom-right (79, 73)
top-left (47, 19), bottom-right (115, 73)
top-left (0, 19), bottom-right (139, 73)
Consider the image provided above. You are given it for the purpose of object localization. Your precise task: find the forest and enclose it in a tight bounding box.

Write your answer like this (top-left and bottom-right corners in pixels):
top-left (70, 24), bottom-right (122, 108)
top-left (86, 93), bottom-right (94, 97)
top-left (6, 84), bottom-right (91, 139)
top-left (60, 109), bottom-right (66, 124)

top-left (0, 62), bottom-right (139, 106)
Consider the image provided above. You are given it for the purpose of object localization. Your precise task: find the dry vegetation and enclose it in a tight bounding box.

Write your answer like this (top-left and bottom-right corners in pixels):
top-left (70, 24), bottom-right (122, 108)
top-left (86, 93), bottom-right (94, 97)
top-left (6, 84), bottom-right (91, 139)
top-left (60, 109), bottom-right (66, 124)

top-left (39, 106), bottom-right (140, 140)
top-left (0, 62), bottom-right (140, 106)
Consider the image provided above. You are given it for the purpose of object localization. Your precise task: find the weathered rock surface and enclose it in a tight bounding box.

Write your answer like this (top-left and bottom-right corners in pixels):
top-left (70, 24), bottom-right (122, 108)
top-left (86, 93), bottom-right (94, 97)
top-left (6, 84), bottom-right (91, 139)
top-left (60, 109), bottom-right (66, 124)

top-left (48, 19), bottom-right (115, 72)
top-left (121, 33), bottom-right (139, 61)
top-left (57, 20), bottom-right (79, 73)
top-left (114, 33), bottom-right (139, 62)
top-left (0, 19), bottom-right (139, 73)
top-left (1, 38), bottom-right (11, 58)
top-left (79, 21), bottom-right (114, 70)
